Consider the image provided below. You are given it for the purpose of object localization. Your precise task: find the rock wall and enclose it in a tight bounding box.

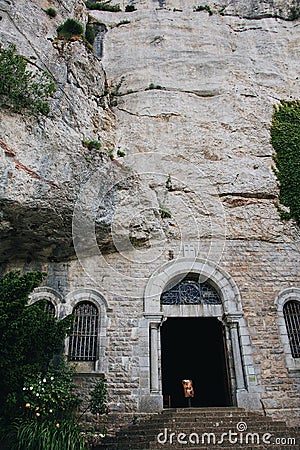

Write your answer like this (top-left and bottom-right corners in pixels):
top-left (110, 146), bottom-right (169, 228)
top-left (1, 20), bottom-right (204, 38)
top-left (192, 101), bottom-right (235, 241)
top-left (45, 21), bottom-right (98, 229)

top-left (0, 0), bottom-right (300, 426)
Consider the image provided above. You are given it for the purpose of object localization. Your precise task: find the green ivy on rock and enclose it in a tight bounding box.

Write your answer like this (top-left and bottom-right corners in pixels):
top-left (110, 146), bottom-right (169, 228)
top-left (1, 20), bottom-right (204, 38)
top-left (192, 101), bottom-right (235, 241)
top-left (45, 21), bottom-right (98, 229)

top-left (271, 100), bottom-right (300, 225)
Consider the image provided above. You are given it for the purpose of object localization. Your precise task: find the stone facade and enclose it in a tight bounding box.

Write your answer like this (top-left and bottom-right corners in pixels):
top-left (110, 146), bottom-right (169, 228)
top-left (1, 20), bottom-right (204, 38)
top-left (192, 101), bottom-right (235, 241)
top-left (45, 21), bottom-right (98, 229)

top-left (0, 0), bottom-right (299, 427)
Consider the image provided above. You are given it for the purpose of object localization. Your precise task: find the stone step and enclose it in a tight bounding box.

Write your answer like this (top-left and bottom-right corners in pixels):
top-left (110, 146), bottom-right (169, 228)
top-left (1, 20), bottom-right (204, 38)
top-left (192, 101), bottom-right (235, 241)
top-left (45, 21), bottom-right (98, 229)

top-left (96, 408), bottom-right (299, 450)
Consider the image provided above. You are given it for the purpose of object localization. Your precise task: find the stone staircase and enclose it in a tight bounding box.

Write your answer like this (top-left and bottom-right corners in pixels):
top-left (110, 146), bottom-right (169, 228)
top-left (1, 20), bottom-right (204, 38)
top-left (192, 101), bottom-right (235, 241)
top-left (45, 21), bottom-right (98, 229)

top-left (96, 407), bottom-right (299, 450)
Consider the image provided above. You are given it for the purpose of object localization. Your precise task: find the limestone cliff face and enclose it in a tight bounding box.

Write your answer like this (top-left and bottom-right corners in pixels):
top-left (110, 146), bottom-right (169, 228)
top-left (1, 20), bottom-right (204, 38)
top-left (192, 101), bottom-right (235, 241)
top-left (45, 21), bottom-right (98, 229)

top-left (0, 0), bottom-right (299, 265)
top-left (0, 0), bottom-right (115, 262)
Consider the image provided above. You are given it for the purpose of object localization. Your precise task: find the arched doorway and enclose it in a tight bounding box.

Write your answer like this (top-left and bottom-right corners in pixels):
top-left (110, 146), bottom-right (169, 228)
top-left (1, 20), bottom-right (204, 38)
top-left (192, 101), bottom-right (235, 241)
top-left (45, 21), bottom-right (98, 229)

top-left (161, 317), bottom-right (232, 408)
top-left (141, 257), bottom-right (262, 413)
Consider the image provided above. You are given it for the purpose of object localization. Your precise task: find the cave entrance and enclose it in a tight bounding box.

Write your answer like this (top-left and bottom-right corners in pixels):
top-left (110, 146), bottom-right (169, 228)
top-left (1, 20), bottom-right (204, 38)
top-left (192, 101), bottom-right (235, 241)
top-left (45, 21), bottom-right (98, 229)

top-left (161, 317), bottom-right (232, 408)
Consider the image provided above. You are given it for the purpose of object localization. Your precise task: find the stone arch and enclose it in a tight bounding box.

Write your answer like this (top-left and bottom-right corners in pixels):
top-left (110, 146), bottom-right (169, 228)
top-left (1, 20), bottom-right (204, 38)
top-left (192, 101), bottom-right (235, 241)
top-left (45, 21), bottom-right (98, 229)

top-left (64, 288), bottom-right (109, 373)
top-left (141, 258), bottom-right (262, 412)
top-left (275, 287), bottom-right (300, 372)
top-left (144, 257), bottom-right (242, 315)
top-left (29, 286), bottom-right (63, 318)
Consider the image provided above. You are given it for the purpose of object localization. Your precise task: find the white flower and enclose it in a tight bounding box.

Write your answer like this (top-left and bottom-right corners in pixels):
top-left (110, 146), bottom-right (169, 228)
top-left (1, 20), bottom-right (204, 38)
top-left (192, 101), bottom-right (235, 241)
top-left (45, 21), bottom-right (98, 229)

top-left (43, 378), bottom-right (46, 383)
top-left (49, 409), bottom-right (53, 413)
top-left (29, 386), bottom-right (33, 390)
top-left (23, 387), bottom-right (26, 391)
top-left (36, 393), bottom-right (39, 397)
top-left (50, 377), bottom-right (54, 381)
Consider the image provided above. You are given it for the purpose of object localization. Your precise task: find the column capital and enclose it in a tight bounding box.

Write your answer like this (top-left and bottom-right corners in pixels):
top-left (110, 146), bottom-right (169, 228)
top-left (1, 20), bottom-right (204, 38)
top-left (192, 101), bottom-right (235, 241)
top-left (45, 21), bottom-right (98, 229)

top-left (223, 313), bottom-right (243, 325)
top-left (144, 313), bottom-right (164, 323)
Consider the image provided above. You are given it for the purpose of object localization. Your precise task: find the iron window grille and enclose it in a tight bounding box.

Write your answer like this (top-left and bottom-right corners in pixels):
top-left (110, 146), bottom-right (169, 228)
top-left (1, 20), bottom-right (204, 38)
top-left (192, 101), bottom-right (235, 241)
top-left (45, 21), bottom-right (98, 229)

top-left (69, 301), bottom-right (99, 361)
top-left (283, 300), bottom-right (300, 359)
top-left (161, 279), bottom-right (221, 305)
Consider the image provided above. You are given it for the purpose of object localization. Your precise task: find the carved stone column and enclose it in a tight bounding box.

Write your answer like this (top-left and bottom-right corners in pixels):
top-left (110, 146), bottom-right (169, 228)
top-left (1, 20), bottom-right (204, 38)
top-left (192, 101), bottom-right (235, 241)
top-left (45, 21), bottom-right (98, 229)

top-left (227, 318), bottom-right (246, 391)
top-left (150, 322), bottom-right (160, 393)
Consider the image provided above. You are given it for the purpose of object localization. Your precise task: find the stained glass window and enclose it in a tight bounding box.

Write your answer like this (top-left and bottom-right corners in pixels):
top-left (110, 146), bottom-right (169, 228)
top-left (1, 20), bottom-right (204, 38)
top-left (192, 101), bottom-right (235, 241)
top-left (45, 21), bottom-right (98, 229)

top-left (161, 278), bottom-right (221, 305)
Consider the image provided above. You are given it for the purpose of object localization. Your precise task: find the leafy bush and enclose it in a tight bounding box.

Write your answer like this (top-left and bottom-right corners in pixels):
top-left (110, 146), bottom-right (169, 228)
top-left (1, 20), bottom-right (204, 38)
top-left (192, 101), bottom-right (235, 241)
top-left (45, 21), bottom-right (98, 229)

top-left (288, 6), bottom-right (300, 21)
top-left (57, 19), bottom-right (84, 40)
top-left (85, 24), bottom-right (95, 45)
top-left (125, 4), bottom-right (136, 12)
top-left (89, 378), bottom-right (108, 415)
top-left (146, 83), bottom-right (164, 90)
top-left (0, 271), bottom-right (73, 419)
top-left (0, 44), bottom-right (56, 115)
top-left (160, 207), bottom-right (172, 219)
top-left (85, 1), bottom-right (121, 12)
top-left (193, 5), bottom-right (213, 15)
top-left (22, 361), bottom-right (81, 420)
top-left (46, 7), bottom-right (57, 18)
top-left (270, 100), bottom-right (300, 224)
top-left (117, 149), bottom-right (125, 157)
top-left (82, 140), bottom-right (101, 150)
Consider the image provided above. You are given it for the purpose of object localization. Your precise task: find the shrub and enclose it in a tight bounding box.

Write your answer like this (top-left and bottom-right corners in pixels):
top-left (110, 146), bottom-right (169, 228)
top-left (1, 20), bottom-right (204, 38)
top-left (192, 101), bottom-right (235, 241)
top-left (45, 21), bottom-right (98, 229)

top-left (46, 7), bottom-right (57, 18)
top-left (146, 83), bottom-right (164, 90)
top-left (125, 4), bottom-right (136, 12)
top-left (82, 140), bottom-right (101, 150)
top-left (22, 360), bottom-right (81, 420)
top-left (85, 1), bottom-right (121, 12)
top-left (0, 44), bottom-right (56, 115)
top-left (270, 100), bottom-right (300, 224)
top-left (85, 23), bottom-right (95, 45)
top-left (288, 6), bottom-right (300, 21)
top-left (193, 5), bottom-right (213, 15)
top-left (57, 19), bottom-right (84, 40)
top-left (117, 149), bottom-right (125, 157)
top-left (160, 207), bottom-right (172, 219)
top-left (0, 271), bottom-right (73, 419)
top-left (89, 379), bottom-right (108, 415)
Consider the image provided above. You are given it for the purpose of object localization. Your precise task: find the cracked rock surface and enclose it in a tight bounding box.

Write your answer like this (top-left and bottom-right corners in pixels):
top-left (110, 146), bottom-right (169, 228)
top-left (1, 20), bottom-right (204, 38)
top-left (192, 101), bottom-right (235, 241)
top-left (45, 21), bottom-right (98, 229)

top-left (0, 0), bottom-right (300, 265)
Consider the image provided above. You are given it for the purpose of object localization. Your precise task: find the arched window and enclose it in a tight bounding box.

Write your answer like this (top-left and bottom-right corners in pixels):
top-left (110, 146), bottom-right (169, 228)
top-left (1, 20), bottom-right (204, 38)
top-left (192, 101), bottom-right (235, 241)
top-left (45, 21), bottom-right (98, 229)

top-left (283, 300), bottom-right (300, 358)
top-left (36, 299), bottom-right (55, 317)
top-left (161, 275), bottom-right (221, 305)
top-left (69, 302), bottom-right (99, 361)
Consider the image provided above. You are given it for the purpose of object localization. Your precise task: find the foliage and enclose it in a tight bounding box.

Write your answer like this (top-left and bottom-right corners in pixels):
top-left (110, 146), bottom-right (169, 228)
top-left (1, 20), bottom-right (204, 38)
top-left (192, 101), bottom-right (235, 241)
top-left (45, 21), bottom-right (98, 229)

top-left (108, 149), bottom-right (114, 160)
top-left (21, 360), bottom-right (81, 421)
top-left (0, 44), bottom-right (56, 115)
top-left (88, 378), bottom-right (108, 415)
top-left (85, 1), bottom-right (121, 12)
top-left (83, 140), bottom-right (101, 150)
top-left (125, 4), bottom-right (136, 12)
top-left (117, 149), bottom-right (125, 157)
top-left (4, 417), bottom-right (86, 450)
top-left (0, 271), bottom-right (73, 419)
top-left (288, 6), bottom-right (300, 20)
top-left (193, 5), bottom-right (213, 15)
top-left (85, 24), bottom-right (95, 45)
top-left (146, 83), bottom-right (164, 90)
top-left (160, 207), bottom-right (172, 219)
top-left (270, 100), bottom-right (300, 225)
top-left (46, 7), bottom-right (57, 18)
top-left (57, 19), bottom-right (84, 40)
